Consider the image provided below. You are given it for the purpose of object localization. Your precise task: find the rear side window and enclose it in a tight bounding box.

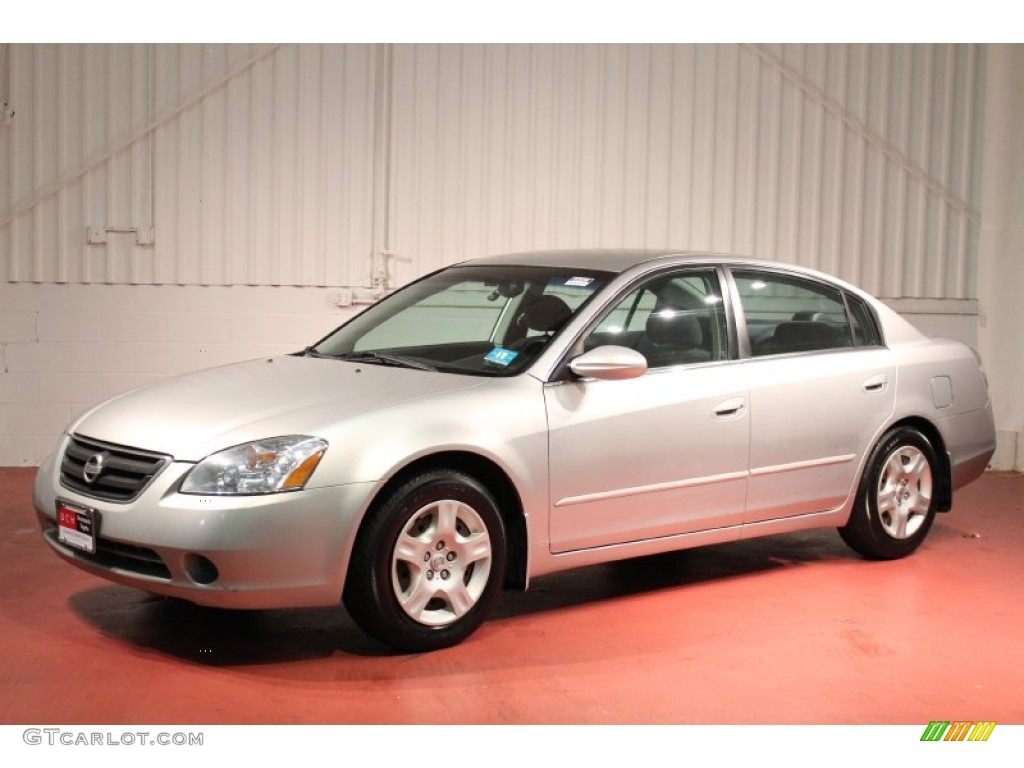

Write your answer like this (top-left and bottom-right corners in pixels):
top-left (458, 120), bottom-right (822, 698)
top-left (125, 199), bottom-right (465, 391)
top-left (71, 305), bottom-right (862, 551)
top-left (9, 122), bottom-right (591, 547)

top-left (732, 270), bottom-right (854, 357)
top-left (845, 293), bottom-right (884, 347)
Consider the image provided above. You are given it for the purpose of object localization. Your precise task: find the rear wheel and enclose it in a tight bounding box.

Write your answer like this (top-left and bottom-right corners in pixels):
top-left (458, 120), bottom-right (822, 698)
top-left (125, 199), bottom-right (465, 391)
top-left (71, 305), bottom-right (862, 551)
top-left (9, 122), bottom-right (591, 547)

top-left (344, 469), bottom-right (507, 652)
top-left (840, 426), bottom-right (939, 560)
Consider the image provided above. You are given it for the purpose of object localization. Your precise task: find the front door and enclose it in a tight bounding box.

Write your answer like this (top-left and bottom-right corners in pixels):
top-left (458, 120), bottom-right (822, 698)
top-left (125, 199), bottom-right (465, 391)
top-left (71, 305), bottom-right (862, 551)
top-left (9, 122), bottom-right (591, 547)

top-left (545, 267), bottom-right (750, 553)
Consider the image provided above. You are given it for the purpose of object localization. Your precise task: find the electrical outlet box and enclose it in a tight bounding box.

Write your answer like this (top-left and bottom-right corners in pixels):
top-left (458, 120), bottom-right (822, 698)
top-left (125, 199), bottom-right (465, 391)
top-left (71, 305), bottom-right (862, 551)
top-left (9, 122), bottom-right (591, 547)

top-left (87, 226), bottom-right (107, 244)
top-left (333, 290), bottom-right (353, 308)
top-left (136, 227), bottom-right (155, 246)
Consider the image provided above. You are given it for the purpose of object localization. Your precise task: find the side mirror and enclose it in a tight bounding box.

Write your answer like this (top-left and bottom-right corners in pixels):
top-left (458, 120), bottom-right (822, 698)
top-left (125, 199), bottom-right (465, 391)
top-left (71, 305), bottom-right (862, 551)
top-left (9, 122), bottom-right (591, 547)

top-left (569, 345), bottom-right (648, 381)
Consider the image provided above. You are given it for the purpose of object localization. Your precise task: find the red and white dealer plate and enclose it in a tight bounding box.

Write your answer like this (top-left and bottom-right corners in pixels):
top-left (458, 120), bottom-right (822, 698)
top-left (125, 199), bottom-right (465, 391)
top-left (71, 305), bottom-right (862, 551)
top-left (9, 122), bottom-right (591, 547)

top-left (56, 501), bottom-right (97, 554)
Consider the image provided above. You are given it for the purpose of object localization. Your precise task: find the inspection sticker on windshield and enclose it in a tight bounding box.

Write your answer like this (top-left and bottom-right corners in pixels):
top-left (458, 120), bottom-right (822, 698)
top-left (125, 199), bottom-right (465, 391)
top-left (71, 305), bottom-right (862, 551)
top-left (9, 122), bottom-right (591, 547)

top-left (485, 347), bottom-right (519, 366)
top-left (564, 276), bottom-right (594, 287)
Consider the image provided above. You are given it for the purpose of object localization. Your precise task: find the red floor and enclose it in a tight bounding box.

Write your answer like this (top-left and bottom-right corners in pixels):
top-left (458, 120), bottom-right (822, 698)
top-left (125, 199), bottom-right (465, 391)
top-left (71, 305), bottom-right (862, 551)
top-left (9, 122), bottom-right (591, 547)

top-left (1, 467), bottom-right (1021, 724)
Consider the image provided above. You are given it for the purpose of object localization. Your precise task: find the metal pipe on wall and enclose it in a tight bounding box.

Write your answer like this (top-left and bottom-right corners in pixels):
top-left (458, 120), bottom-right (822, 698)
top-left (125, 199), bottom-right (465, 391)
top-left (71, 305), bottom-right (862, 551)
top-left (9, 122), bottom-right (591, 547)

top-left (0, 44), bottom-right (13, 123)
top-left (369, 43), bottom-right (396, 293)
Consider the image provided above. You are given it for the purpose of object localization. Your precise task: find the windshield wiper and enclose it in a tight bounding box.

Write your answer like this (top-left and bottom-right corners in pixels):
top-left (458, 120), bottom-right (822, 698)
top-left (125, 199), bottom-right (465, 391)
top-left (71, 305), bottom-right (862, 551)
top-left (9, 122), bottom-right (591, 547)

top-left (336, 352), bottom-right (437, 371)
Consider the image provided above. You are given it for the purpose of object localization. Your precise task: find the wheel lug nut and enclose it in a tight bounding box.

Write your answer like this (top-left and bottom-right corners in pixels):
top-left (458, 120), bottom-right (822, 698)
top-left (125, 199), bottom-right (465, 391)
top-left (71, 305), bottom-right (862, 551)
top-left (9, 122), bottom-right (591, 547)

top-left (436, 541), bottom-right (445, 550)
top-left (446, 551), bottom-right (456, 561)
top-left (441, 570), bottom-right (450, 580)
top-left (423, 553), bottom-right (430, 562)
top-left (426, 570), bottom-right (434, 580)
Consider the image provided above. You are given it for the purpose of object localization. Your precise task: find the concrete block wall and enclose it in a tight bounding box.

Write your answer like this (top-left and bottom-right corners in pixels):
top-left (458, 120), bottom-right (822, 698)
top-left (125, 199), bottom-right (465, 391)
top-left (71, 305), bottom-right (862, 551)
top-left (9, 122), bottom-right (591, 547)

top-left (0, 284), bottom-right (360, 466)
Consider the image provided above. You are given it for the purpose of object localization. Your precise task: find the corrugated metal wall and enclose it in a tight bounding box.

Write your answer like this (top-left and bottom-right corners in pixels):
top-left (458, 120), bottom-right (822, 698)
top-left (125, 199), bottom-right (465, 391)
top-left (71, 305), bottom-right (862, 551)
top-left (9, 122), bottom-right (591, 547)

top-left (1, 43), bottom-right (379, 288)
top-left (1, 43), bottom-right (985, 299)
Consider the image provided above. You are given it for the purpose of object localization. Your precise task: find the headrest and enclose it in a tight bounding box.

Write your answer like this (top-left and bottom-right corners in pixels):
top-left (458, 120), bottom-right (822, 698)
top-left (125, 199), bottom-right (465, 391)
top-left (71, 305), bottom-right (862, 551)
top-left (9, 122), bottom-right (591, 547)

top-left (645, 309), bottom-right (703, 347)
top-left (772, 321), bottom-right (835, 352)
top-left (791, 310), bottom-right (830, 322)
top-left (516, 295), bottom-right (573, 333)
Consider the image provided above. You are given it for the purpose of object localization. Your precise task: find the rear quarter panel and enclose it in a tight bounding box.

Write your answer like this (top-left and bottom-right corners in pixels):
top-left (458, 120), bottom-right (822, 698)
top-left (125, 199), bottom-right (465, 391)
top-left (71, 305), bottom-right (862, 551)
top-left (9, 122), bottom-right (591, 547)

top-left (889, 337), bottom-right (996, 489)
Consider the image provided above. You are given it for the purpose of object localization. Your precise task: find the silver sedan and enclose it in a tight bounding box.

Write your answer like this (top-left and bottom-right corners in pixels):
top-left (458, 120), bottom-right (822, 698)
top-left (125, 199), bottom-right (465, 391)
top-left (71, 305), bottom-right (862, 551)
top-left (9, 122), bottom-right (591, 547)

top-left (34, 250), bottom-right (996, 651)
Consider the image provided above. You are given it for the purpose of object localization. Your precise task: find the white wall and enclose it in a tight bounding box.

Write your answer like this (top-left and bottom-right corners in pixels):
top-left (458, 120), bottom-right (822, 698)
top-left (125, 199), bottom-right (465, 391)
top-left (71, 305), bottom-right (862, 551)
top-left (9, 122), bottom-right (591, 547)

top-left (0, 44), bottom-right (380, 287)
top-left (978, 45), bottom-right (1024, 471)
top-left (1, 44), bottom-right (985, 293)
top-left (1, 43), bottom-right (1016, 467)
top-left (386, 44), bottom-right (984, 297)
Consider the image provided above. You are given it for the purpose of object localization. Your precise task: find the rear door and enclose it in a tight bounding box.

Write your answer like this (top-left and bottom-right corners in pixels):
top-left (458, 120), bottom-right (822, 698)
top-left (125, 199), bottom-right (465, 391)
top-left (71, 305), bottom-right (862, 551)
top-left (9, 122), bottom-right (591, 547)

top-left (729, 268), bottom-right (896, 524)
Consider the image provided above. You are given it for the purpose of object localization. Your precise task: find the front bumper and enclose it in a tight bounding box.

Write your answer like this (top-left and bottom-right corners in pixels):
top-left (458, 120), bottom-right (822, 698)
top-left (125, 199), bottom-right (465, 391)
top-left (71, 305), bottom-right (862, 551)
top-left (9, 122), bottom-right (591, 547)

top-left (34, 436), bottom-right (377, 609)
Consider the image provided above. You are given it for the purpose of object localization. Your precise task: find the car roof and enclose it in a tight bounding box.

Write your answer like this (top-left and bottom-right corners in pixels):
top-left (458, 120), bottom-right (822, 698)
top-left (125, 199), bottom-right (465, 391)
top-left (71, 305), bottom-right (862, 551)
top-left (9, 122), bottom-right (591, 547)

top-left (457, 248), bottom-right (808, 275)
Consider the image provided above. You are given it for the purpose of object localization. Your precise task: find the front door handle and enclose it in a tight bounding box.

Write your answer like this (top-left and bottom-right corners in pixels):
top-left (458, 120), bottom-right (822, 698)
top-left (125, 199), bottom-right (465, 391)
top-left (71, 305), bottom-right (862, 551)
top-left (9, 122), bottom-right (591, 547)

top-left (713, 397), bottom-right (747, 419)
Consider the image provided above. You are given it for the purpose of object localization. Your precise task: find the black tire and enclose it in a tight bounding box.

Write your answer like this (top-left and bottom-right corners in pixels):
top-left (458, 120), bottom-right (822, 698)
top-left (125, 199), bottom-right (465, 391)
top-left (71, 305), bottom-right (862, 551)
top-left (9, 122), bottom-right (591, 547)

top-left (839, 426), bottom-right (939, 560)
top-left (343, 469), bottom-right (507, 652)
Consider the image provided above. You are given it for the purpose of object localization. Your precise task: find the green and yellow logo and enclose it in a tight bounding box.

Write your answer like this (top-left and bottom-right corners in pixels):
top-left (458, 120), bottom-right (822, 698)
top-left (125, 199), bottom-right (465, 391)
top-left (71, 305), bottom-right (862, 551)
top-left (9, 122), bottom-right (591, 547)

top-left (921, 721), bottom-right (996, 741)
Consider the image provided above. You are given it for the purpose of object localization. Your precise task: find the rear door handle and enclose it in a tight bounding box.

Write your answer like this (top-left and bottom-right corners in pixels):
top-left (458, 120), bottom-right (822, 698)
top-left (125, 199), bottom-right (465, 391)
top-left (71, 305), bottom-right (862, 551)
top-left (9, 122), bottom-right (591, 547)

top-left (713, 397), bottom-right (747, 418)
top-left (862, 374), bottom-right (888, 393)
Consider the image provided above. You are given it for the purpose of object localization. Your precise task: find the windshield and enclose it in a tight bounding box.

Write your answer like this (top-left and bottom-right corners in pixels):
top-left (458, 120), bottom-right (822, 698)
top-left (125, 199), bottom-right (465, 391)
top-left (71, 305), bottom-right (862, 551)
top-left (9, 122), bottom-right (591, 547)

top-left (309, 265), bottom-right (611, 376)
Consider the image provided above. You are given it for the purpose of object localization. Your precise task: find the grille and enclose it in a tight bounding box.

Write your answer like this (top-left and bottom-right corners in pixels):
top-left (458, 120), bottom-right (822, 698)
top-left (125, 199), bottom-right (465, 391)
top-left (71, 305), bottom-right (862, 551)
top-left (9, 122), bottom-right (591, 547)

top-left (60, 435), bottom-right (171, 503)
top-left (45, 527), bottom-right (171, 580)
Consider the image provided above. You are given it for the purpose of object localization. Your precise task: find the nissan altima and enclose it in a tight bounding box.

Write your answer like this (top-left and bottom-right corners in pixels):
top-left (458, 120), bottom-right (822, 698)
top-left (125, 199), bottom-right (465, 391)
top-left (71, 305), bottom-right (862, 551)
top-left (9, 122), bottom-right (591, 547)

top-left (34, 250), bottom-right (996, 651)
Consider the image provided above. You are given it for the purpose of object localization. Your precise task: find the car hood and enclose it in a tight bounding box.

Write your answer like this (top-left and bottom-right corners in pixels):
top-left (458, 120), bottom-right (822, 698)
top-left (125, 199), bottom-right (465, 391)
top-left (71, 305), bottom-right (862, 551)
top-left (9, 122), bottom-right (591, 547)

top-left (69, 355), bottom-right (487, 461)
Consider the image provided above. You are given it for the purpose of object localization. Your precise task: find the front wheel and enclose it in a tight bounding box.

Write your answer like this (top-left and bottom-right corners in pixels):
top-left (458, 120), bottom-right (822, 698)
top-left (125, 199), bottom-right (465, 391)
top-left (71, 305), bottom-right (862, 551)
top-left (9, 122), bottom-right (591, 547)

top-left (839, 426), bottom-right (939, 560)
top-left (344, 469), bottom-right (507, 652)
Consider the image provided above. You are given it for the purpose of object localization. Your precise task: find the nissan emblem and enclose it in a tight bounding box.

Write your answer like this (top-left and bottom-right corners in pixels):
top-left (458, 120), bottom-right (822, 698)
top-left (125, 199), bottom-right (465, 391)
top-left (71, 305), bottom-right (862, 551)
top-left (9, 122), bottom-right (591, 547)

top-left (82, 452), bottom-right (109, 484)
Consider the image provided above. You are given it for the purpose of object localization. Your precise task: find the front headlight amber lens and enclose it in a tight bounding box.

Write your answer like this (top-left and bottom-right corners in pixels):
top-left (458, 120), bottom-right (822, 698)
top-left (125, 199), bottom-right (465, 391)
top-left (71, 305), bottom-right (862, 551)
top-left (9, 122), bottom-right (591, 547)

top-left (180, 436), bottom-right (328, 495)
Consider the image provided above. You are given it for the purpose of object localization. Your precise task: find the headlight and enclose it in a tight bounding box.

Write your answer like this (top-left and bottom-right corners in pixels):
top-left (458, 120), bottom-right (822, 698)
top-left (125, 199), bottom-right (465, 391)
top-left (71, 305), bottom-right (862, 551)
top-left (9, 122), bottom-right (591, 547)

top-left (181, 436), bottom-right (328, 495)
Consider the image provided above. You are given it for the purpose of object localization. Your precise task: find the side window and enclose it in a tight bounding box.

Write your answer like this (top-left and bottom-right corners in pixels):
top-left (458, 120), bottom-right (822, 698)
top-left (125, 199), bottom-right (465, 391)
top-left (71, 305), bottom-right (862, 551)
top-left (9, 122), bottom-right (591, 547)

top-left (732, 270), bottom-right (854, 357)
top-left (591, 287), bottom-right (657, 339)
top-left (585, 269), bottom-right (729, 367)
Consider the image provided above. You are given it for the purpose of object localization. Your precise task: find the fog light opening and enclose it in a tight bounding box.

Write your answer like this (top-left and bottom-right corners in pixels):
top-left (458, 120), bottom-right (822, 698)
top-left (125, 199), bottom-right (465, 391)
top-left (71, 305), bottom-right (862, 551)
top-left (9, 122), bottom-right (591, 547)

top-left (184, 554), bottom-right (219, 585)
